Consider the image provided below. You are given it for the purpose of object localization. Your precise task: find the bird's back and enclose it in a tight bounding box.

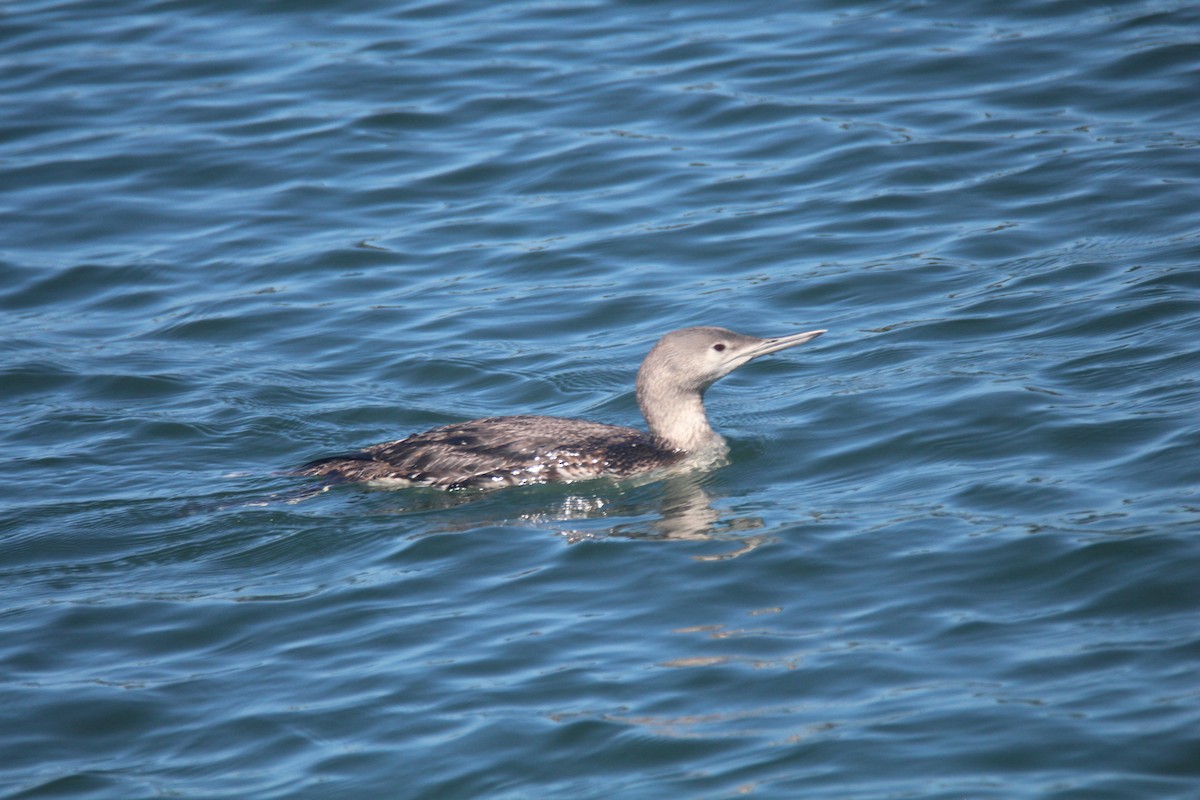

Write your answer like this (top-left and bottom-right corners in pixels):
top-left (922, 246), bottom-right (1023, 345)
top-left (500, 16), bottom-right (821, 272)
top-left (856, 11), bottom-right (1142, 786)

top-left (299, 415), bottom-right (681, 489)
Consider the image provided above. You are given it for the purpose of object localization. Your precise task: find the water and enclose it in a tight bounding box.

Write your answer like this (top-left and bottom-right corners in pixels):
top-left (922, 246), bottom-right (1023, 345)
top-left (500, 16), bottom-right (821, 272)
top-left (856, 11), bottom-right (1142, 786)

top-left (2, 0), bottom-right (1199, 797)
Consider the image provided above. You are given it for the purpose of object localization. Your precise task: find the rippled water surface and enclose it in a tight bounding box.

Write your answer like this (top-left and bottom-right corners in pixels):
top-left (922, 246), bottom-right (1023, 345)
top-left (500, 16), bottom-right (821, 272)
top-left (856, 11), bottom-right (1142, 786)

top-left (3, 0), bottom-right (1199, 797)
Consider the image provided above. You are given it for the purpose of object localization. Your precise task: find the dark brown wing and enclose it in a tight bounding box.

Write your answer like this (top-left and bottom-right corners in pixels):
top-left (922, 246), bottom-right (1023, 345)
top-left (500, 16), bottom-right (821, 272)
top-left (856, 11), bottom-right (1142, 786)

top-left (299, 415), bottom-right (678, 489)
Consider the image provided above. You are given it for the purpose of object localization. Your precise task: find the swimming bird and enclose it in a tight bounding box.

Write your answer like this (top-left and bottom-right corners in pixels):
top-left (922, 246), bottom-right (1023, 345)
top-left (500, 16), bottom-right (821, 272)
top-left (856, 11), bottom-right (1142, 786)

top-left (299, 325), bottom-right (825, 490)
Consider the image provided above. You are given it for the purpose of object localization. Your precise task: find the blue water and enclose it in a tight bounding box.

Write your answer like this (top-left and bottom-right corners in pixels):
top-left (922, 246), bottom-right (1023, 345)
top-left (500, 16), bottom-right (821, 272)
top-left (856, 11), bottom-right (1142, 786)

top-left (3, 0), bottom-right (1199, 797)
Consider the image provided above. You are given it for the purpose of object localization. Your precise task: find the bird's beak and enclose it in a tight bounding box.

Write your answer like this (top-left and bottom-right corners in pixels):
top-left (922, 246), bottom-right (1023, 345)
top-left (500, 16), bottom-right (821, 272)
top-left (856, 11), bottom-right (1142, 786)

top-left (745, 329), bottom-right (826, 359)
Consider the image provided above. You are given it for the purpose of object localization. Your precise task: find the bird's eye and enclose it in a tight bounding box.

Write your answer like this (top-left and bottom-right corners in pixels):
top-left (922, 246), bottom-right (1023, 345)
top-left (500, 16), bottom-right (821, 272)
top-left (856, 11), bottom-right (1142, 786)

top-left (713, 343), bottom-right (726, 352)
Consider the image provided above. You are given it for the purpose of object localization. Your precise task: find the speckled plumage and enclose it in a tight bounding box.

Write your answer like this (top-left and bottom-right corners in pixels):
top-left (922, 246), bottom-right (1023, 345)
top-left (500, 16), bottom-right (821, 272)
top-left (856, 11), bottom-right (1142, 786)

top-left (300, 415), bottom-right (680, 489)
top-left (299, 325), bottom-right (825, 490)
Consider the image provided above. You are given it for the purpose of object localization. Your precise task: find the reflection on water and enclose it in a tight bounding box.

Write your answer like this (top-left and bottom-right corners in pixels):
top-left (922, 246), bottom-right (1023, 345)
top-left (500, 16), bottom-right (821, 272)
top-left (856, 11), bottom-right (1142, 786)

top-left (309, 473), bottom-right (775, 559)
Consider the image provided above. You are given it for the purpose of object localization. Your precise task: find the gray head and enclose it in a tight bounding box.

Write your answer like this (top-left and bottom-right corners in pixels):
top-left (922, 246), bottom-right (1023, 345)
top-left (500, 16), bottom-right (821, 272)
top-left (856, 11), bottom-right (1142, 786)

top-left (635, 326), bottom-right (826, 451)
top-left (637, 326), bottom-right (826, 394)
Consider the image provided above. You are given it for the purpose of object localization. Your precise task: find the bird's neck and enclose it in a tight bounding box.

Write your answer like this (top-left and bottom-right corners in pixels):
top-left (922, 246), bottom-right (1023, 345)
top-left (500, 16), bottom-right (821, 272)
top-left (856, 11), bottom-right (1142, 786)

top-left (637, 384), bottom-right (725, 453)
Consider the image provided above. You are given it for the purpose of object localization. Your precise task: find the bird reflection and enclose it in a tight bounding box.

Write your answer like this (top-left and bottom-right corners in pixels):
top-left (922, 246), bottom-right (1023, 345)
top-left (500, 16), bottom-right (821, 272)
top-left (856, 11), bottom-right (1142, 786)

top-left (362, 472), bottom-right (771, 559)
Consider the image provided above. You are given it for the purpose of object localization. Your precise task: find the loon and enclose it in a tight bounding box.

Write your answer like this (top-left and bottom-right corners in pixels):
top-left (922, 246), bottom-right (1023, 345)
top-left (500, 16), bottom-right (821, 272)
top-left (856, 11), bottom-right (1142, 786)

top-left (299, 325), bottom-right (825, 490)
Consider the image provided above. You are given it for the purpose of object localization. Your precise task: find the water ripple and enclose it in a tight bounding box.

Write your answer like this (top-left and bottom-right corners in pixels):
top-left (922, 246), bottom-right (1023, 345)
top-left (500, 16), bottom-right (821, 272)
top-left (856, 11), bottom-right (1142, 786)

top-left (2, 0), bottom-right (1200, 797)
